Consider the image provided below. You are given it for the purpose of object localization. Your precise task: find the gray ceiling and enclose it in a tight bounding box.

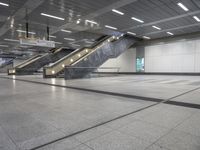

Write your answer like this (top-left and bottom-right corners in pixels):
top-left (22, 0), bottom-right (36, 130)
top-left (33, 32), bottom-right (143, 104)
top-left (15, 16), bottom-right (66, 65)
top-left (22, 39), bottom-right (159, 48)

top-left (0, 0), bottom-right (200, 56)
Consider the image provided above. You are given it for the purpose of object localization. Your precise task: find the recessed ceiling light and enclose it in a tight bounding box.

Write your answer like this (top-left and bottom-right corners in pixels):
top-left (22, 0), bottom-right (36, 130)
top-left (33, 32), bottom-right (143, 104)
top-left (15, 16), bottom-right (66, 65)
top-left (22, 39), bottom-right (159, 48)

top-left (131, 17), bottom-right (144, 23)
top-left (76, 19), bottom-right (81, 24)
top-left (105, 25), bottom-right (117, 30)
top-left (112, 9), bottom-right (124, 15)
top-left (4, 38), bottom-right (19, 42)
top-left (64, 38), bottom-right (75, 41)
top-left (17, 29), bottom-right (36, 35)
top-left (177, 3), bottom-right (189, 11)
top-left (0, 2), bottom-right (9, 6)
top-left (49, 35), bottom-right (56, 38)
top-left (167, 32), bottom-right (174, 35)
top-left (85, 20), bottom-right (98, 25)
top-left (61, 29), bottom-right (72, 33)
top-left (193, 16), bottom-right (200, 22)
top-left (71, 44), bottom-right (80, 47)
top-left (152, 26), bottom-right (161, 30)
top-left (41, 13), bottom-right (65, 20)
top-left (0, 45), bottom-right (9, 47)
top-left (54, 42), bottom-right (62, 44)
top-left (127, 31), bottom-right (136, 35)
top-left (20, 45), bottom-right (28, 48)
top-left (85, 41), bottom-right (94, 44)
top-left (143, 36), bottom-right (151, 39)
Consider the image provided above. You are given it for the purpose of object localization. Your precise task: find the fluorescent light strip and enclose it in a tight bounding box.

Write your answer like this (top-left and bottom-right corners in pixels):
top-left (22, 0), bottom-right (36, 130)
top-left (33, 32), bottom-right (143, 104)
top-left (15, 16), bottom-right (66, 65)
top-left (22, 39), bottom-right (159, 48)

top-left (71, 44), bottom-right (80, 47)
top-left (4, 38), bottom-right (19, 42)
top-left (167, 32), bottom-right (174, 35)
top-left (54, 42), bottom-right (63, 44)
top-left (0, 2), bottom-right (9, 6)
top-left (17, 29), bottom-right (36, 35)
top-left (112, 9), bottom-right (124, 15)
top-left (85, 20), bottom-right (98, 25)
top-left (49, 35), bottom-right (56, 38)
top-left (64, 38), bottom-right (75, 41)
top-left (41, 13), bottom-right (65, 20)
top-left (61, 29), bottom-right (72, 33)
top-left (143, 36), bottom-right (151, 39)
top-left (193, 16), bottom-right (200, 22)
top-left (177, 3), bottom-right (189, 11)
top-left (131, 17), bottom-right (144, 23)
top-left (0, 45), bottom-right (9, 47)
top-left (127, 31), bottom-right (136, 35)
top-left (105, 25), bottom-right (117, 30)
top-left (152, 26), bottom-right (161, 30)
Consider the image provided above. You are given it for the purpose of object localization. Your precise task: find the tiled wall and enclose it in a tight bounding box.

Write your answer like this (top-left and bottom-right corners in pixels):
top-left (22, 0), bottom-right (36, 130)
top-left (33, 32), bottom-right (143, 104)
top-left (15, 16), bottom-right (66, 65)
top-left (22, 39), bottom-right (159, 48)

top-left (145, 39), bottom-right (200, 73)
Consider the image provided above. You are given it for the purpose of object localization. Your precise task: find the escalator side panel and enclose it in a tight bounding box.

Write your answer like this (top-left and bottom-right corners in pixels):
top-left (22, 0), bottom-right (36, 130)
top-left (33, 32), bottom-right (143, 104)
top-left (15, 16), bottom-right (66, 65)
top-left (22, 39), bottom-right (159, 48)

top-left (64, 36), bottom-right (137, 79)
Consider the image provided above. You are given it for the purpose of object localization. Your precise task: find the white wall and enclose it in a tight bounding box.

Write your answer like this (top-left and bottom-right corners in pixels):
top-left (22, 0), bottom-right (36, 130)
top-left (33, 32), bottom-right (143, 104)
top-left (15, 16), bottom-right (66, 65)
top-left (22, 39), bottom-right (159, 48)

top-left (100, 48), bottom-right (136, 72)
top-left (145, 39), bottom-right (200, 73)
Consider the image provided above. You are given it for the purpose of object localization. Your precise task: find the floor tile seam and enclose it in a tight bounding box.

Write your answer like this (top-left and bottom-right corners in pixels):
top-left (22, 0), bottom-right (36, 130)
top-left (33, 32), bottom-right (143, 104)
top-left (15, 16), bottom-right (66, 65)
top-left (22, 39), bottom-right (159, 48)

top-left (0, 76), bottom-right (165, 103)
top-left (0, 123), bottom-right (20, 150)
top-left (31, 114), bottom-right (69, 136)
top-left (114, 130), bottom-right (155, 149)
top-left (144, 112), bottom-right (195, 150)
top-left (0, 77), bottom-right (199, 149)
top-left (74, 128), bottom-right (115, 146)
top-left (28, 102), bottom-right (160, 150)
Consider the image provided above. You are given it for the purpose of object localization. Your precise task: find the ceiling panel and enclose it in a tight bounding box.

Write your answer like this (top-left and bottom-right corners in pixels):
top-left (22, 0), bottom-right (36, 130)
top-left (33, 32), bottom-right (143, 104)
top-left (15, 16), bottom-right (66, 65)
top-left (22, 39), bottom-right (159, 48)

top-left (0, 0), bottom-right (200, 56)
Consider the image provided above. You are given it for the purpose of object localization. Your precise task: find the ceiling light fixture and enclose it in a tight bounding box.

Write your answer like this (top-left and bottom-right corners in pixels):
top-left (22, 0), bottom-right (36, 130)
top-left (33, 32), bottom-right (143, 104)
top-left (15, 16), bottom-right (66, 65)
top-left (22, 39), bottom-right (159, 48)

top-left (131, 17), bottom-right (144, 23)
top-left (127, 31), bottom-right (136, 35)
top-left (17, 29), bottom-right (36, 35)
top-left (54, 42), bottom-right (62, 44)
top-left (112, 9), bottom-right (124, 15)
top-left (0, 2), bottom-right (9, 6)
top-left (85, 41), bottom-right (94, 44)
top-left (143, 36), bottom-right (151, 39)
top-left (64, 38), bottom-right (75, 41)
top-left (152, 26), bottom-right (161, 30)
top-left (0, 45), bottom-right (9, 47)
top-left (105, 25), bottom-right (117, 30)
top-left (61, 29), bottom-right (72, 33)
top-left (41, 13), bottom-right (65, 20)
top-left (193, 16), bottom-right (200, 22)
top-left (85, 20), bottom-right (98, 25)
top-left (177, 3), bottom-right (189, 11)
top-left (49, 35), bottom-right (56, 38)
top-left (167, 32), bottom-right (174, 35)
top-left (76, 19), bottom-right (81, 24)
top-left (4, 38), bottom-right (19, 42)
top-left (71, 44), bottom-right (80, 47)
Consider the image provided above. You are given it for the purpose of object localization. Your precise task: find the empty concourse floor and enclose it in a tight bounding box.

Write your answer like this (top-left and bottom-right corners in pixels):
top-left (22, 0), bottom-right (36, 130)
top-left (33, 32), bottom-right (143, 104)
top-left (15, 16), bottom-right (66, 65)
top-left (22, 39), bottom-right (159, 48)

top-left (0, 74), bottom-right (200, 150)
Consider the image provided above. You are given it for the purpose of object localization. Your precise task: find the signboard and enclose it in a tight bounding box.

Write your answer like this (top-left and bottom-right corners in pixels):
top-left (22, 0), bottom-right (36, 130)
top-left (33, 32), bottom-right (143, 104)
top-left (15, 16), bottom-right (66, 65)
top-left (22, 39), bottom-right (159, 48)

top-left (20, 39), bottom-right (55, 48)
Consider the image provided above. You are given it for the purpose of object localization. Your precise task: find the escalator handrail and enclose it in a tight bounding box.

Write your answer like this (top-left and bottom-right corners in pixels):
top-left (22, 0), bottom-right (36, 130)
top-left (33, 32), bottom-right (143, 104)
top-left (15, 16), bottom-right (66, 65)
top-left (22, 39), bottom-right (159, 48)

top-left (14, 47), bottom-right (63, 69)
top-left (46, 36), bottom-right (110, 68)
top-left (14, 55), bottom-right (42, 68)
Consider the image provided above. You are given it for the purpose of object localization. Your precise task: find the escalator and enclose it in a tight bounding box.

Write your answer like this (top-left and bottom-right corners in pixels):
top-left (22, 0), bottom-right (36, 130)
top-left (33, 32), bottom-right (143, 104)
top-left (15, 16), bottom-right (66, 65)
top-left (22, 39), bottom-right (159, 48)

top-left (43, 34), bottom-right (138, 79)
top-left (8, 47), bottom-right (74, 75)
top-left (0, 59), bottom-right (13, 73)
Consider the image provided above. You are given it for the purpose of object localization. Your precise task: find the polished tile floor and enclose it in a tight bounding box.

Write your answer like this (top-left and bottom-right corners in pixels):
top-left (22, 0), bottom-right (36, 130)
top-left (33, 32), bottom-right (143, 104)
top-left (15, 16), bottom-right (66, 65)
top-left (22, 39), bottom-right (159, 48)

top-left (0, 74), bottom-right (200, 150)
